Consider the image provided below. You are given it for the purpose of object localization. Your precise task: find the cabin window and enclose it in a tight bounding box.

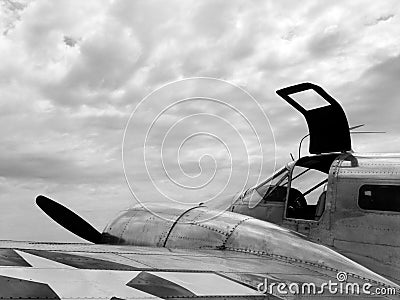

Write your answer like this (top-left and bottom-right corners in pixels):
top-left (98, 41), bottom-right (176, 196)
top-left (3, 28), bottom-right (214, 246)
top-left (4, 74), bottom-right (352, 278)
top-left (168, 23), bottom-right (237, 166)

top-left (358, 185), bottom-right (400, 212)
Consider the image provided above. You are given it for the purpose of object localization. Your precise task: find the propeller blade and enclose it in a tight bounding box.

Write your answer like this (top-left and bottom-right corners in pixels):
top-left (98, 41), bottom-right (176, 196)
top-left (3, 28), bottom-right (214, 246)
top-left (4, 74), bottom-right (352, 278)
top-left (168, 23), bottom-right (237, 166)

top-left (36, 195), bottom-right (102, 244)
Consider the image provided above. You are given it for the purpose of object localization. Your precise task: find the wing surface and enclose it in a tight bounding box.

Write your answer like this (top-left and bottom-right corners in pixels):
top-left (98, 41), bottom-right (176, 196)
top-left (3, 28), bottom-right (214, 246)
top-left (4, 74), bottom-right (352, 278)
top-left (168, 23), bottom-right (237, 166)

top-left (0, 241), bottom-right (398, 299)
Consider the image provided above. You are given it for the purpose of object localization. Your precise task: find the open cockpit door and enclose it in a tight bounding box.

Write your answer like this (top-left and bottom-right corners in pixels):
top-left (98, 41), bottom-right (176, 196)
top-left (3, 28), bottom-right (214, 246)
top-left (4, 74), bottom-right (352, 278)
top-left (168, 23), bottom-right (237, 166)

top-left (276, 83), bottom-right (351, 154)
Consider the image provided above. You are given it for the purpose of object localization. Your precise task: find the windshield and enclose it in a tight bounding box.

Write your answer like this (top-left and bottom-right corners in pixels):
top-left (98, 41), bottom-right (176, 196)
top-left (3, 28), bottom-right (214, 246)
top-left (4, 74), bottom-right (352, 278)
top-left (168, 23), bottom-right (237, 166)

top-left (235, 154), bottom-right (337, 220)
top-left (236, 165), bottom-right (290, 208)
top-left (246, 165), bottom-right (291, 202)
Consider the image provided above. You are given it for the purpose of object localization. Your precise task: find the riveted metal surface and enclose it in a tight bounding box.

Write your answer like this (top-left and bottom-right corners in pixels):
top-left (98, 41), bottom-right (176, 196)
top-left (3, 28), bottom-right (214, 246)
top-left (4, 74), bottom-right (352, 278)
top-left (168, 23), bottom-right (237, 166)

top-left (0, 248), bottom-right (31, 267)
top-left (102, 209), bottom-right (139, 244)
top-left (99, 202), bottom-right (400, 290)
top-left (325, 153), bottom-right (400, 285)
top-left (336, 153), bottom-right (400, 180)
top-left (103, 204), bottom-right (192, 247)
top-left (0, 275), bottom-right (61, 299)
top-left (164, 207), bottom-right (249, 249)
top-left (1, 240), bottom-right (399, 299)
top-left (223, 217), bottom-right (398, 289)
top-left (20, 249), bottom-right (140, 270)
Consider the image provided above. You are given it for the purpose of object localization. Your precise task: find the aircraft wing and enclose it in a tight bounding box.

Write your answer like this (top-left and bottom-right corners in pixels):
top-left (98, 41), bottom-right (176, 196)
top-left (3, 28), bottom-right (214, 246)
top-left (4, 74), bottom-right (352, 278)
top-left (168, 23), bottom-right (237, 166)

top-left (0, 240), bottom-right (399, 299)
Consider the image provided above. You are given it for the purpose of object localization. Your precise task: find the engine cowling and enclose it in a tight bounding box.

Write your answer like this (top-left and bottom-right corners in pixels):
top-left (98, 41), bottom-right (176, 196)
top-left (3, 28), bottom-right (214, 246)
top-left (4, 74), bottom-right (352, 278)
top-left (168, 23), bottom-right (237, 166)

top-left (101, 203), bottom-right (247, 248)
top-left (100, 203), bottom-right (397, 287)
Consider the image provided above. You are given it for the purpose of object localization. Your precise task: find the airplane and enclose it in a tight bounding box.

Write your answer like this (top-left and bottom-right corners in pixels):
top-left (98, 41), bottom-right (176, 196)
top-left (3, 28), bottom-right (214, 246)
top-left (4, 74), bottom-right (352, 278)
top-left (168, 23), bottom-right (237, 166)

top-left (0, 83), bottom-right (399, 299)
top-left (228, 83), bottom-right (400, 287)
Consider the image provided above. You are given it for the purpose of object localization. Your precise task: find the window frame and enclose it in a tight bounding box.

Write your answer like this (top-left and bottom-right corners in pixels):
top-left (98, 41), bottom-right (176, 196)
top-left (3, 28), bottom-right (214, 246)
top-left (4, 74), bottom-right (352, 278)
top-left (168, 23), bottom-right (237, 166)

top-left (358, 184), bottom-right (400, 214)
top-left (283, 161), bottom-right (328, 222)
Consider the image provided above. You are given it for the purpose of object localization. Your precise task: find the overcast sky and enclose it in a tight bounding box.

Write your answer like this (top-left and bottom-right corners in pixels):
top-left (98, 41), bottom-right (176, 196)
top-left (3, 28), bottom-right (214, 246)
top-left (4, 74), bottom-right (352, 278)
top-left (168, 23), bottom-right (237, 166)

top-left (1, 0), bottom-right (400, 242)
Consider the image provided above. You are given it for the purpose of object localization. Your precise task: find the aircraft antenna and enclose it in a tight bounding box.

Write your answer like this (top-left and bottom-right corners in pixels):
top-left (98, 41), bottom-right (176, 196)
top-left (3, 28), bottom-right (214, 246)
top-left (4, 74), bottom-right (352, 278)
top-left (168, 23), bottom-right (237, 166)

top-left (349, 124), bottom-right (385, 134)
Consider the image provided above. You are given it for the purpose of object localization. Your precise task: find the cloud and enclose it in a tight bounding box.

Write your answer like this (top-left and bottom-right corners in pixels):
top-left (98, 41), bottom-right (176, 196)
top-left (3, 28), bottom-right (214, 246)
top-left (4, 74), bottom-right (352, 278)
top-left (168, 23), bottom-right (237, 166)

top-left (1, 0), bottom-right (400, 240)
top-left (339, 54), bottom-right (400, 146)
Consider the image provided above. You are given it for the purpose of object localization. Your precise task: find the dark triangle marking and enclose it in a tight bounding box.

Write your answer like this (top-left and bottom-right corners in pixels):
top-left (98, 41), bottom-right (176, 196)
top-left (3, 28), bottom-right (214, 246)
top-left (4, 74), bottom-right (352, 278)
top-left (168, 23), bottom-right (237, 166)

top-left (0, 248), bottom-right (31, 267)
top-left (21, 249), bottom-right (138, 270)
top-left (127, 271), bottom-right (196, 298)
top-left (162, 296), bottom-right (272, 299)
top-left (0, 275), bottom-right (60, 299)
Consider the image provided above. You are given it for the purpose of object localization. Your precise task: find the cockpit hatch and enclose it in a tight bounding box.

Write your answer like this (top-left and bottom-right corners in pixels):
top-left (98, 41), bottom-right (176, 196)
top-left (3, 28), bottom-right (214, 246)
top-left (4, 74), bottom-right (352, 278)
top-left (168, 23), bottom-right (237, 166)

top-left (276, 83), bottom-right (351, 154)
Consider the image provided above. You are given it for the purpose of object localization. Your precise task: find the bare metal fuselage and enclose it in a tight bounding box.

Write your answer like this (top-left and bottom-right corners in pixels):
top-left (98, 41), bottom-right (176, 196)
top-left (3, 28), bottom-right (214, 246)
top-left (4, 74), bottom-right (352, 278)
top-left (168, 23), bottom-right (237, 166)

top-left (100, 201), bottom-right (396, 287)
top-left (230, 152), bottom-right (400, 284)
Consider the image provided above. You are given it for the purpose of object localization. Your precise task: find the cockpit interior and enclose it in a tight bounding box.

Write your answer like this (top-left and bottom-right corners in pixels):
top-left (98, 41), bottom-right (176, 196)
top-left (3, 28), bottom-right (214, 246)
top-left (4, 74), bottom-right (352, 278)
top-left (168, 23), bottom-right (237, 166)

top-left (243, 153), bottom-right (340, 221)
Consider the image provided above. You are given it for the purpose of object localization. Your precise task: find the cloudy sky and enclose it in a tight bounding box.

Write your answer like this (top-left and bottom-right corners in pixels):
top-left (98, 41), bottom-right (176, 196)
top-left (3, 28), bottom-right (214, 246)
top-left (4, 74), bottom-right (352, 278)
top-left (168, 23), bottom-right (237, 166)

top-left (1, 0), bottom-right (400, 242)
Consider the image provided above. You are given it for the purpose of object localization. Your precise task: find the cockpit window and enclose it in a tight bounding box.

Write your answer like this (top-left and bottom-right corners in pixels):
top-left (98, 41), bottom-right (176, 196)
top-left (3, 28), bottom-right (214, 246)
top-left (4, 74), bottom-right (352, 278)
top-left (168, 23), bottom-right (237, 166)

top-left (359, 185), bottom-right (400, 213)
top-left (254, 167), bottom-right (289, 202)
top-left (239, 154), bottom-right (336, 219)
top-left (289, 167), bottom-right (327, 205)
top-left (286, 165), bottom-right (328, 220)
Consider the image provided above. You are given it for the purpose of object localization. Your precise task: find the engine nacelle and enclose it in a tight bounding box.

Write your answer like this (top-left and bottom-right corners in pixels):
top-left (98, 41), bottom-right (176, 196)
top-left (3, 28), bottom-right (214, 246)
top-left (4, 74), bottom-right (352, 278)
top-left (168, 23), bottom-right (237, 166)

top-left (99, 203), bottom-right (398, 288)
top-left (101, 203), bottom-right (247, 249)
